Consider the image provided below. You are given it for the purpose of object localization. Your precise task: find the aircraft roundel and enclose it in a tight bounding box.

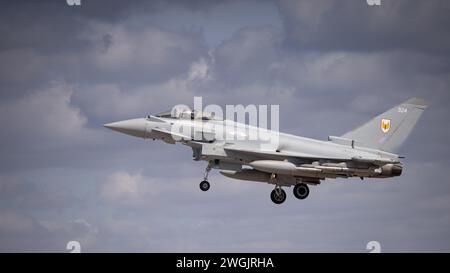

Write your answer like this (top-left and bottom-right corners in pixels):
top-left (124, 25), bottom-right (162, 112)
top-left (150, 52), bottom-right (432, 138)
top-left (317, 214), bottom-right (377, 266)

top-left (381, 118), bottom-right (391, 133)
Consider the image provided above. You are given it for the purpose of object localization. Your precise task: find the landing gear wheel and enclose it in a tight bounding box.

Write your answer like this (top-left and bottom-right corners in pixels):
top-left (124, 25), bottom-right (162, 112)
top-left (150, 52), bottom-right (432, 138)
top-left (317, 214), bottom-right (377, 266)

top-left (293, 183), bottom-right (309, 200)
top-left (199, 163), bottom-right (212, 192)
top-left (270, 188), bottom-right (286, 204)
top-left (200, 180), bottom-right (210, 191)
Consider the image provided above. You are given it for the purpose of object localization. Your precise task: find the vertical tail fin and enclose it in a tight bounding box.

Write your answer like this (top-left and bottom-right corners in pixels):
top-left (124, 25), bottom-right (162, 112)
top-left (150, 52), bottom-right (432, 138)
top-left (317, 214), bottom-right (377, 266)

top-left (341, 98), bottom-right (428, 153)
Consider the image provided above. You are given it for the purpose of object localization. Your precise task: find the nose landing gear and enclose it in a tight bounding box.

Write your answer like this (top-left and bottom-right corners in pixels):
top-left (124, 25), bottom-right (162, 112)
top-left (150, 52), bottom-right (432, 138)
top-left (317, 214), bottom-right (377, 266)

top-left (199, 180), bottom-right (210, 191)
top-left (199, 164), bottom-right (212, 192)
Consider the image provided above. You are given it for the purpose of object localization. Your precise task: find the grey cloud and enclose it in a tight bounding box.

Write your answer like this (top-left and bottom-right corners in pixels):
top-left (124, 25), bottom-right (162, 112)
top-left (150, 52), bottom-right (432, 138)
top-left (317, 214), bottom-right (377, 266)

top-left (0, 1), bottom-right (208, 98)
top-left (0, 175), bottom-right (78, 210)
top-left (0, 83), bottom-right (97, 150)
top-left (81, 22), bottom-right (208, 84)
top-left (71, 57), bottom-right (211, 121)
top-left (277, 0), bottom-right (450, 53)
top-left (0, 0), bottom-right (449, 252)
top-left (0, 210), bottom-right (98, 252)
top-left (0, 210), bottom-right (44, 236)
top-left (0, 26), bottom-right (206, 93)
top-left (213, 26), bottom-right (284, 87)
top-left (86, 160), bottom-right (450, 252)
top-left (0, 0), bottom-right (214, 51)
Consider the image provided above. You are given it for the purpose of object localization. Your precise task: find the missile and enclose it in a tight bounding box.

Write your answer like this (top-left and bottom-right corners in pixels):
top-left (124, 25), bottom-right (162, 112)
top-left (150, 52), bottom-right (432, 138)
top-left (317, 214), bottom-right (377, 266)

top-left (249, 160), bottom-right (321, 177)
top-left (220, 169), bottom-right (324, 185)
top-left (249, 160), bottom-right (380, 177)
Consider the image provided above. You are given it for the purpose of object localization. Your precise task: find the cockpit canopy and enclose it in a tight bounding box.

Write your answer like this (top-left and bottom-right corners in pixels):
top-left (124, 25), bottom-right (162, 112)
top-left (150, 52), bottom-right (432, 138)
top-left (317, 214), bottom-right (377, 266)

top-left (155, 105), bottom-right (219, 121)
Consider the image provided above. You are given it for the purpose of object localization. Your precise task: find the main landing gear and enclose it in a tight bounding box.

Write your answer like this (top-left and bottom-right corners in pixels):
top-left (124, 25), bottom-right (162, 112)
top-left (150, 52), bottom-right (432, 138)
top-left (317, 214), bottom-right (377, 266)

top-left (269, 172), bottom-right (310, 204)
top-left (270, 183), bottom-right (310, 204)
top-left (198, 166), bottom-right (311, 205)
top-left (270, 186), bottom-right (287, 204)
top-left (199, 164), bottom-right (212, 192)
top-left (293, 183), bottom-right (309, 200)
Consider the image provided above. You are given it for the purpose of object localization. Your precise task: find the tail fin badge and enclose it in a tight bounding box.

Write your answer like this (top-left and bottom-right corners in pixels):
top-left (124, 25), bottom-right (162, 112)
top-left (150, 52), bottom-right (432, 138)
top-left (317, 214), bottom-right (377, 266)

top-left (381, 119), bottom-right (391, 133)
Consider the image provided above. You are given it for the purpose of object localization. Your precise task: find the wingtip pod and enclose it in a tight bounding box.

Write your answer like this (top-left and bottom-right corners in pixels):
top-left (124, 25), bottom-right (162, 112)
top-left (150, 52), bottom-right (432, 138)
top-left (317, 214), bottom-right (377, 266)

top-left (404, 97), bottom-right (429, 109)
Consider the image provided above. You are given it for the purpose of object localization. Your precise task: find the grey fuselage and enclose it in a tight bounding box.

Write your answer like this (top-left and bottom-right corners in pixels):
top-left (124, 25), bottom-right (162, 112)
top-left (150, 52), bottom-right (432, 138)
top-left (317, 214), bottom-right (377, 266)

top-left (106, 116), bottom-right (402, 187)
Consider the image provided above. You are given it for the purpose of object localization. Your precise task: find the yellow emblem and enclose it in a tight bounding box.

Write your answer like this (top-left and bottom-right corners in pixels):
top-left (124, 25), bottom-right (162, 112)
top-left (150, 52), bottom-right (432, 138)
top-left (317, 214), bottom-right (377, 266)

top-left (381, 118), bottom-right (391, 133)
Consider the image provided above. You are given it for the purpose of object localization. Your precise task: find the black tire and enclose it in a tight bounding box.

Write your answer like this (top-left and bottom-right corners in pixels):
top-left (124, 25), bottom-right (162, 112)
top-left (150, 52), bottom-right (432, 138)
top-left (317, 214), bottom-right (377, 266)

top-left (270, 188), bottom-right (286, 204)
top-left (293, 183), bottom-right (309, 200)
top-left (200, 180), bottom-right (210, 191)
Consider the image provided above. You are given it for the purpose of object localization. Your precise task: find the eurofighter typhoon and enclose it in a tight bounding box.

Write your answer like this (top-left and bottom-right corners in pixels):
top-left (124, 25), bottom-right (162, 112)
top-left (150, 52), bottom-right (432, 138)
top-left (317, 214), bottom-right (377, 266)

top-left (104, 98), bottom-right (428, 204)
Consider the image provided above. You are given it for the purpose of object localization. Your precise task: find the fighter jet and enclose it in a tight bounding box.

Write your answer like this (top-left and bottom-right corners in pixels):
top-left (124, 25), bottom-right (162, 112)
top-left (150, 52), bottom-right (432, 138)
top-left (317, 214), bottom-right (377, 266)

top-left (104, 98), bottom-right (428, 204)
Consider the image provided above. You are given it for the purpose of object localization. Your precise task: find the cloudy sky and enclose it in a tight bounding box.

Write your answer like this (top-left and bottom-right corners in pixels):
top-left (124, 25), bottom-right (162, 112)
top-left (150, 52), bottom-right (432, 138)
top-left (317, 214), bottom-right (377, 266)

top-left (0, 0), bottom-right (449, 252)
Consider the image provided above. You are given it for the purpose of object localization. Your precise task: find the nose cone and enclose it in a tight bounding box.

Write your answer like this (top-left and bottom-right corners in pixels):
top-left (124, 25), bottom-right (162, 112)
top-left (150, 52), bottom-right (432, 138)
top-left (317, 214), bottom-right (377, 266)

top-left (104, 118), bottom-right (147, 138)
